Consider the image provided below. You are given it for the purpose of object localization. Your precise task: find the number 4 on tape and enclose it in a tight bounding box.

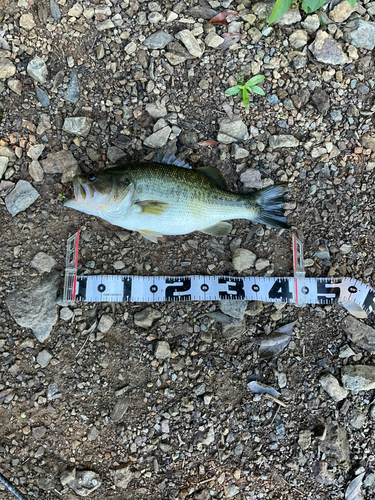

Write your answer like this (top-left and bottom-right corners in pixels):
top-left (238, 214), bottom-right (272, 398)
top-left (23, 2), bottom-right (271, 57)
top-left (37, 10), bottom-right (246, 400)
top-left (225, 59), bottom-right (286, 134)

top-left (63, 232), bottom-right (375, 318)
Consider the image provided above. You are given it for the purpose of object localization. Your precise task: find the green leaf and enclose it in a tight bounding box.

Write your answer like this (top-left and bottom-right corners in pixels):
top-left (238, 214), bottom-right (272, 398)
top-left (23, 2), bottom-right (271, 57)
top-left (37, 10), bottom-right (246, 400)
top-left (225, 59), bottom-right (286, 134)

top-left (251, 85), bottom-right (265, 96)
top-left (242, 88), bottom-right (250, 109)
top-left (268, 0), bottom-right (291, 24)
top-left (246, 75), bottom-right (265, 88)
top-left (225, 85), bottom-right (243, 96)
top-left (301, 0), bottom-right (325, 13)
top-left (346, 0), bottom-right (356, 6)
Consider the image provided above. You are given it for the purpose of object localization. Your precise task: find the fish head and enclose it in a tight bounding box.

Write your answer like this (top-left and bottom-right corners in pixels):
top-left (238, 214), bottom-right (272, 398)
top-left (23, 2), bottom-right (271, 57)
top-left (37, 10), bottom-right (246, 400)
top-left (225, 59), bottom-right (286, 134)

top-left (64, 170), bottom-right (134, 217)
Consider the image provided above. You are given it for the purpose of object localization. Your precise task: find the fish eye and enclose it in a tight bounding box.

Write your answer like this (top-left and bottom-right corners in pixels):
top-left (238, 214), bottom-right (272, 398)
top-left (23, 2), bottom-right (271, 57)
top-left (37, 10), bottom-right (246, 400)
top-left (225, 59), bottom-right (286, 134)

top-left (88, 174), bottom-right (96, 182)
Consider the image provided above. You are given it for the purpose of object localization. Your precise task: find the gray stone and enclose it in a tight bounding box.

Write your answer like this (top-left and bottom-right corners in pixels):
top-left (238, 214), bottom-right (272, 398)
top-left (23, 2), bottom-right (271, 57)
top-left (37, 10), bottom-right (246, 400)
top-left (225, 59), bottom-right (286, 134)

top-left (63, 117), bottom-right (93, 137)
top-left (155, 340), bottom-right (171, 360)
top-left (111, 465), bottom-right (133, 489)
top-left (0, 157), bottom-right (9, 180)
top-left (232, 248), bottom-right (257, 272)
top-left (41, 150), bottom-right (77, 174)
top-left (6, 271), bottom-right (60, 342)
top-left (60, 469), bottom-right (77, 487)
top-left (146, 101), bottom-right (167, 118)
top-left (298, 429), bottom-right (311, 450)
top-left (289, 30), bottom-right (308, 49)
top-left (309, 31), bottom-right (348, 65)
top-left (255, 258), bottom-right (270, 271)
top-left (0, 146), bottom-right (16, 160)
top-left (111, 398), bottom-right (129, 422)
top-left (370, 404), bottom-right (375, 420)
top-left (217, 116), bottom-right (249, 144)
top-left (29, 160), bottom-right (44, 183)
top-left (0, 58), bottom-right (16, 79)
top-left (37, 350), bottom-right (53, 368)
top-left (37, 114), bottom-right (52, 135)
top-left (144, 30), bottom-right (174, 49)
top-left (350, 410), bottom-right (367, 429)
top-left (226, 485), bottom-right (239, 498)
top-left (269, 135), bottom-right (299, 148)
top-left (361, 134), bottom-right (375, 152)
top-left (31, 252), bottom-right (57, 273)
top-left (60, 307), bottom-right (73, 321)
top-left (68, 2), bottom-right (83, 17)
top-left (301, 14), bottom-right (320, 33)
top-left (107, 146), bottom-right (126, 163)
top-left (27, 56), bottom-right (48, 83)
top-left (319, 373), bottom-right (348, 402)
top-left (252, 2), bottom-right (273, 20)
top-left (240, 169), bottom-right (262, 189)
top-left (245, 301), bottom-right (264, 316)
top-left (343, 316), bottom-right (375, 353)
top-left (277, 8), bottom-right (302, 25)
top-left (342, 365), bottom-right (375, 392)
top-left (27, 144), bottom-right (45, 161)
top-left (232, 144), bottom-right (249, 160)
top-left (143, 126), bottom-right (171, 148)
top-left (65, 470), bottom-right (101, 497)
top-left (321, 422), bottom-right (350, 469)
top-left (329, 1), bottom-right (356, 22)
top-left (364, 473), bottom-right (375, 492)
top-left (313, 461), bottom-right (334, 485)
top-left (311, 89), bottom-right (330, 116)
top-left (98, 315), bottom-right (114, 333)
top-left (134, 307), bottom-right (162, 328)
top-left (64, 68), bottom-right (80, 104)
top-left (205, 32), bottom-right (224, 48)
top-left (219, 300), bottom-right (247, 319)
top-left (343, 19), bottom-right (375, 50)
top-left (5, 180), bottom-right (39, 216)
top-left (175, 30), bottom-right (203, 57)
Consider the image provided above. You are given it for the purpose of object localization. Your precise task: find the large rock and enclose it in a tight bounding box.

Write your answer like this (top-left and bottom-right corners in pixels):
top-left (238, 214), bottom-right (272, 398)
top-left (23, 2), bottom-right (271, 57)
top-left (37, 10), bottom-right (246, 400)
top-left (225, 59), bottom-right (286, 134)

top-left (311, 89), bottom-right (330, 116)
top-left (6, 271), bottom-right (60, 342)
top-left (217, 116), bottom-right (249, 144)
top-left (134, 307), bottom-right (162, 328)
top-left (329, 1), bottom-right (355, 22)
top-left (343, 19), bottom-right (375, 50)
top-left (319, 373), bottom-right (348, 402)
top-left (63, 117), bottom-right (93, 137)
top-left (41, 150), bottom-right (77, 174)
top-left (269, 135), bottom-right (299, 148)
top-left (143, 126), bottom-right (171, 148)
top-left (5, 180), bottom-right (39, 216)
top-left (0, 58), bottom-right (16, 79)
top-left (27, 56), bottom-right (48, 84)
top-left (309, 31), bottom-right (348, 65)
top-left (321, 422), bottom-right (350, 469)
top-left (144, 30), bottom-right (174, 49)
top-left (175, 30), bottom-right (204, 57)
top-left (232, 248), bottom-right (257, 272)
top-left (342, 316), bottom-right (375, 353)
top-left (342, 365), bottom-right (375, 391)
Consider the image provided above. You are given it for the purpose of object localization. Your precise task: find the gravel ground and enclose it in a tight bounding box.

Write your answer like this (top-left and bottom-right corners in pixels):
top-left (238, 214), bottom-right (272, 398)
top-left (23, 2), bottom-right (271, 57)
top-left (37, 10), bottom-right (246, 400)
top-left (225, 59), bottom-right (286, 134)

top-left (1, 0), bottom-right (375, 499)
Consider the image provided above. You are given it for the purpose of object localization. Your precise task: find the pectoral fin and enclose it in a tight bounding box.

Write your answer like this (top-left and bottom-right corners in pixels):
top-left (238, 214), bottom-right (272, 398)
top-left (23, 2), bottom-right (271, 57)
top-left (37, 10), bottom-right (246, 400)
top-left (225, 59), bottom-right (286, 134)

top-left (135, 200), bottom-right (169, 215)
top-left (138, 229), bottom-right (164, 243)
top-left (196, 166), bottom-right (228, 189)
top-left (200, 221), bottom-right (232, 236)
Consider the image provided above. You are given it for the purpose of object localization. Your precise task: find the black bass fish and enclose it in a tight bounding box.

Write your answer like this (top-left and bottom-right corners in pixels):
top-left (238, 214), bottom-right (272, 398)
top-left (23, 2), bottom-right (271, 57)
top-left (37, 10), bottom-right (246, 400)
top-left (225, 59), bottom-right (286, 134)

top-left (64, 154), bottom-right (288, 243)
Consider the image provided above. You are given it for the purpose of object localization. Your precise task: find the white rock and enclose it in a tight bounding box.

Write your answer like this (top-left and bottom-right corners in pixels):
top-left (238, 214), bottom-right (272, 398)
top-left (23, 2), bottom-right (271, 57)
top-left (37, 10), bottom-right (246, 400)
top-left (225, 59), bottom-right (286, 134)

top-left (232, 248), bottom-right (257, 272)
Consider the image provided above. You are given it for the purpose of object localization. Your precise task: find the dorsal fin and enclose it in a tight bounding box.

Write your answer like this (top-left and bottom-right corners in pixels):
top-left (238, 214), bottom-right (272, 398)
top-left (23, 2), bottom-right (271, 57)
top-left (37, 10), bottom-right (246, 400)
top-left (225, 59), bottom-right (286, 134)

top-left (154, 153), bottom-right (192, 169)
top-left (196, 166), bottom-right (228, 190)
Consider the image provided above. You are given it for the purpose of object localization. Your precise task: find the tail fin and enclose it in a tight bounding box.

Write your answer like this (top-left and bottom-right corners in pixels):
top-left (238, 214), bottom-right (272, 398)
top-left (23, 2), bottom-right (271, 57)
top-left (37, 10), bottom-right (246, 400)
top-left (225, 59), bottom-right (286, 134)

top-left (252, 184), bottom-right (289, 229)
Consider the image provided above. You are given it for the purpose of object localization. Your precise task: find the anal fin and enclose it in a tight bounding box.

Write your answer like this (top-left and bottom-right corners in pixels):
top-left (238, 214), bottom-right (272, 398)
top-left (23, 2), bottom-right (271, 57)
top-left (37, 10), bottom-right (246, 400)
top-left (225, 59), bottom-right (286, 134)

top-left (138, 229), bottom-right (164, 243)
top-left (200, 221), bottom-right (232, 237)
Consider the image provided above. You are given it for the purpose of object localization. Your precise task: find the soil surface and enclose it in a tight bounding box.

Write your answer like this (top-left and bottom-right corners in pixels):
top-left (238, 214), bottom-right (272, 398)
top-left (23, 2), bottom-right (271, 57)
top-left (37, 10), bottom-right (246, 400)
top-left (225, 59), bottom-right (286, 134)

top-left (1, 0), bottom-right (375, 499)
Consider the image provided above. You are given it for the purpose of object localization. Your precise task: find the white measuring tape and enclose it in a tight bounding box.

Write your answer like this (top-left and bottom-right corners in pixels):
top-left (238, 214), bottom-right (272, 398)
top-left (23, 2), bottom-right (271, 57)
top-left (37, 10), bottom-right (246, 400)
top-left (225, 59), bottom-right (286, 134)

top-left (63, 232), bottom-right (375, 318)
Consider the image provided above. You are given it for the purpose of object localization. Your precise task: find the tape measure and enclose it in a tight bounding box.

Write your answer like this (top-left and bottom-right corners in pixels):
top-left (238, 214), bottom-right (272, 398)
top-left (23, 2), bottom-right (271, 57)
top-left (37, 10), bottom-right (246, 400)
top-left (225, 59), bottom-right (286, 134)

top-left (63, 232), bottom-right (375, 318)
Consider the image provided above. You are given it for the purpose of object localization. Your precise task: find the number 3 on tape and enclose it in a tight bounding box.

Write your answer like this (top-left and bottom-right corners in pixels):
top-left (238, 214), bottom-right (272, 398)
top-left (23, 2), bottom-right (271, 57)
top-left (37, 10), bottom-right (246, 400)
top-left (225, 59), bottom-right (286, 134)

top-left (63, 232), bottom-right (375, 318)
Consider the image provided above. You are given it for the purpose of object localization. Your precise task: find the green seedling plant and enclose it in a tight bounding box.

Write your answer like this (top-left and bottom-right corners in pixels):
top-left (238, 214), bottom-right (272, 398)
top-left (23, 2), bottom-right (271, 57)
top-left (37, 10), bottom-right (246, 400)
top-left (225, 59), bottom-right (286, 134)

top-left (269, 0), bottom-right (356, 25)
top-left (225, 75), bottom-right (265, 109)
